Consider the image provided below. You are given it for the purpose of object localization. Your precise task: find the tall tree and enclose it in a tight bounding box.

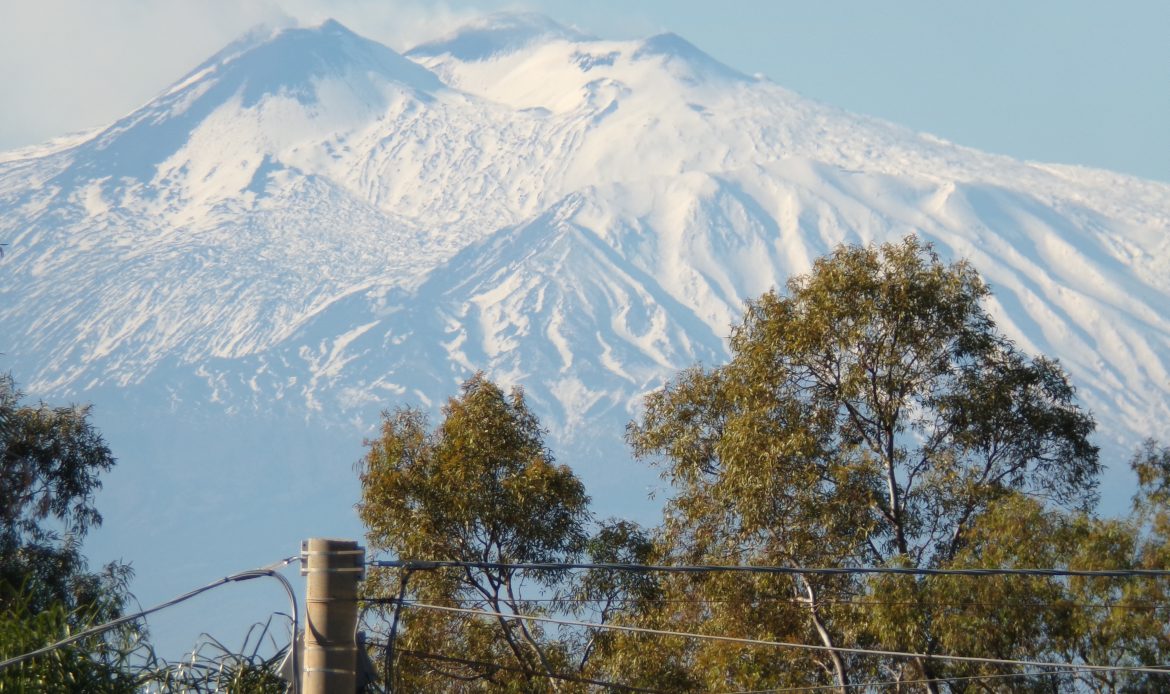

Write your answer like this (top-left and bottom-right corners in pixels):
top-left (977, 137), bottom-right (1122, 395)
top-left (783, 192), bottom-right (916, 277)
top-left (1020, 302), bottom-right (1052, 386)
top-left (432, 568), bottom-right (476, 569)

top-left (626, 236), bottom-right (1100, 692)
top-left (1046, 440), bottom-right (1170, 692)
top-left (1, 373), bottom-right (117, 602)
top-left (0, 373), bottom-right (137, 691)
top-left (358, 373), bottom-right (591, 691)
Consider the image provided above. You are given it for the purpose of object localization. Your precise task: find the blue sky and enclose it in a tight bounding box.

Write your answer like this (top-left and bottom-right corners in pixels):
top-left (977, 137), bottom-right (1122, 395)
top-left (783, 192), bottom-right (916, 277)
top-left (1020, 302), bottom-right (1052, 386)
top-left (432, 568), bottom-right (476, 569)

top-left (2, 0), bottom-right (1167, 182)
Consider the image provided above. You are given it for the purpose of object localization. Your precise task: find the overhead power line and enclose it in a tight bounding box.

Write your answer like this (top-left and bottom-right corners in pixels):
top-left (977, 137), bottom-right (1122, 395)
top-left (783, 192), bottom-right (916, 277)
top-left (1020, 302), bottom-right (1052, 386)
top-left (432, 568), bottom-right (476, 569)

top-left (0, 555), bottom-right (301, 692)
top-left (731, 665), bottom-right (1162, 692)
top-left (400, 601), bottom-right (1170, 678)
top-left (379, 644), bottom-right (667, 693)
top-left (372, 639), bottom-right (1156, 694)
top-left (369, 558), bottom-right (1170, 579)
top-left (726, 665), bottom-right (1116, 693)
top-left (359, 595), bottom-right (1168, 612)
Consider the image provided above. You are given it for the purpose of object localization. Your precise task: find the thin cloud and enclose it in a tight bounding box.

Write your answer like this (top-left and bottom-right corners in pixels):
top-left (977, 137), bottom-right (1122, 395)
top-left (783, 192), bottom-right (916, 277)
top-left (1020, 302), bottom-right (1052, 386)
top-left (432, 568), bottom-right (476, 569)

top-left (0, 0), bottom-right (481, 150)
top-left (277, 0), bottom-right (481, 51)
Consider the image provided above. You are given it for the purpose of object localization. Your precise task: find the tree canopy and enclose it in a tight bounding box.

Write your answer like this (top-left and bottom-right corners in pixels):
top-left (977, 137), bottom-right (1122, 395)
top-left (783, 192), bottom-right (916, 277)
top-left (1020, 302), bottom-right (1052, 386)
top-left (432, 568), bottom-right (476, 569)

top-left (358, 373), bottom-right (593, 690)
top-left (0, 374), bottom-right (137, 691)
top-left (623, 236), bottom-right (1101, 691)
top-left (1, 372), bottom-right (120, 608)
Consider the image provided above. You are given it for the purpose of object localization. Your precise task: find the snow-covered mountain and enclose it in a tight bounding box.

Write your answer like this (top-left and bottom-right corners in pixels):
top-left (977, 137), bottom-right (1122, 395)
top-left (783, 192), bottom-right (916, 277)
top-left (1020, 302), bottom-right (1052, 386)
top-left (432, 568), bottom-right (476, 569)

top-left (2, 14), bottom-right (1169, 653)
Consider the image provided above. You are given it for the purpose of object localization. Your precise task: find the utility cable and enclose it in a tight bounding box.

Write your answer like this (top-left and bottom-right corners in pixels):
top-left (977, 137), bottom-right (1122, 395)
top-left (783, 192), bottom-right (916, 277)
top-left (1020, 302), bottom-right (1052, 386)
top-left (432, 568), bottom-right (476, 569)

top-left (379, 644), bottom-right (667, 693)
top-left (398, 600), bottom-right (1170, 678)
top-left (0, 554), bottom-right (301, 694)
top-left (369, 558), bottom-right (1170, 579)
top-left (723, 665), bottom-right (1134, 692)
top-left (260, 556), bottom-right (301, 694)
top-left (364, 637), bottom-right (1152, 694)
top-left (358, 595), bottom-right (1168, 612)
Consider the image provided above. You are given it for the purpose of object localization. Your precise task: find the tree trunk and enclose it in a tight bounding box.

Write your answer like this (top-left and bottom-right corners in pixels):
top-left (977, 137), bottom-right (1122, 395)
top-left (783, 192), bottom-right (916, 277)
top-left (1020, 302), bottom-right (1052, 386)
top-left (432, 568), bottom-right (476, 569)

top-left (913, 656), bottom-right (940, 694)
top-left (801, 579), bottom-right (850, 694)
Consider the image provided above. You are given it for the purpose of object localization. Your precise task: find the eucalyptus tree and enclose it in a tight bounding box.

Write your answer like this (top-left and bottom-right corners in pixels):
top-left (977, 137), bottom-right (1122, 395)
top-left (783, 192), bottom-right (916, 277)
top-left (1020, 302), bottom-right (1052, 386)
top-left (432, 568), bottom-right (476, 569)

top-left (626, 236), bottom-right (1100, 692)
top-left (1044, 441), bottom-right (1170, 693)
top-left (358, 374), bottom-right (591, 691)
top-left (0, 373), bottom-right (137, 691)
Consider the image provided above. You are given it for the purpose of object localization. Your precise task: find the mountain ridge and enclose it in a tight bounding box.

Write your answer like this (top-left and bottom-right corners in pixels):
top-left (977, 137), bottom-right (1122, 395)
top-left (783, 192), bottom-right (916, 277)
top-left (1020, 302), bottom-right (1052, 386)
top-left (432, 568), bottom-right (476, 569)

top-left (3, 16), bottom-right (1167, 428)
top-left (407, 11), bottom-right (596, 61)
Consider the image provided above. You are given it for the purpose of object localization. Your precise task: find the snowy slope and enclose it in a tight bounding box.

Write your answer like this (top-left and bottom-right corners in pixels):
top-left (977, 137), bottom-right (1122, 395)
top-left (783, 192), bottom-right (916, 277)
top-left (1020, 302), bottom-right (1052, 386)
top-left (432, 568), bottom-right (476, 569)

top-left (1, 14), bottom-right (1169, 654)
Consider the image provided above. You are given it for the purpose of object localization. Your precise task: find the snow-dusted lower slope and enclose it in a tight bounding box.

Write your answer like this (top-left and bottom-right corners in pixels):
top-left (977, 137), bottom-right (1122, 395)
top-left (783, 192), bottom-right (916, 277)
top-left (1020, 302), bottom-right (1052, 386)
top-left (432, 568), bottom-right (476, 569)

top-left (1, 13), bottom-right (1169, 654)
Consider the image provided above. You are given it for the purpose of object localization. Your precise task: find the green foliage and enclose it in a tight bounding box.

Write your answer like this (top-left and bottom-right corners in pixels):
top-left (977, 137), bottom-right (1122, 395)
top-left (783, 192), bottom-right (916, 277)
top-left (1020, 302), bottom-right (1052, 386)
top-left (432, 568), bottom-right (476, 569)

top-left (1, 373), bottom-right (122, 615)
top-left (625, 236), bottom-right (1102, 691)
top-left (360, 374), bottom-right (589, 567)
top-left (0, 591), bottom-right (138, 693)
top-left (0, 373), bottom-right (144, 692)
top-left (1038, 441), bottom-right (1170, 693)
top-left (574, 520), bottom-right (660, 621)
top-left (358, 373), bottom-right (591, 690)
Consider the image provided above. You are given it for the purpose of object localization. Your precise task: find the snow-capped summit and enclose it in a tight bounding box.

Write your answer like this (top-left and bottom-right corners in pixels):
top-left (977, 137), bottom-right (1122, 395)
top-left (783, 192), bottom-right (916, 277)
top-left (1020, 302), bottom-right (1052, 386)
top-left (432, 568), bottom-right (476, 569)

top-left (191, 19), bottom-right (443, 103)
top-left (406, 17), bottom-right (748, 113)
top-left (63, 19), bottom-right (441, 185)
top-left (631, 32), bottom-right (747, 83)
top-left (407, 12), bottom-right (595, 61)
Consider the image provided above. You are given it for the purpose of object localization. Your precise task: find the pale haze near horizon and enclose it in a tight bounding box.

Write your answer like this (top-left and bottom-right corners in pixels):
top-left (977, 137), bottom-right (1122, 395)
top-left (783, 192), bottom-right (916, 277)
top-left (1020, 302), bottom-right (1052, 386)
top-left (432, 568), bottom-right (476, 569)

top-left (1, 0), bottom-right (1167, 182)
